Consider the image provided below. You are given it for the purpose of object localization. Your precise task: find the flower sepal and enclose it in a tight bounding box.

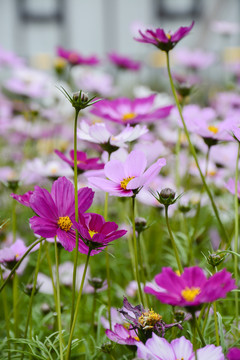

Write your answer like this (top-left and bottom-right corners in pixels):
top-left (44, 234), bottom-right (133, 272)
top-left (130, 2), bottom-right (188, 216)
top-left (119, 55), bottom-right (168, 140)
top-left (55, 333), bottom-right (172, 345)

top-left (58, 87), bottom-right (102, 112)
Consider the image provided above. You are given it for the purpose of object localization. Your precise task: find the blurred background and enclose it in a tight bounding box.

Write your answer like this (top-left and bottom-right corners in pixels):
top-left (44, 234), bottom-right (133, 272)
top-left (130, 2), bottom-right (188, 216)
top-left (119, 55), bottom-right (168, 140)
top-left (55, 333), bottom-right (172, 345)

top-left (0, 0), bottom-right (239, 67)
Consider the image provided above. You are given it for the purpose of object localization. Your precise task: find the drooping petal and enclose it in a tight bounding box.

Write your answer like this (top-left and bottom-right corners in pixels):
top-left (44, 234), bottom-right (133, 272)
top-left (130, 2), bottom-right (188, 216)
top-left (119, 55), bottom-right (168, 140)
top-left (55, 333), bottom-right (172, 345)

top-left (29, 216), bottom-right (57, 238)
top-left (56, 228), bottom-right (76, 252)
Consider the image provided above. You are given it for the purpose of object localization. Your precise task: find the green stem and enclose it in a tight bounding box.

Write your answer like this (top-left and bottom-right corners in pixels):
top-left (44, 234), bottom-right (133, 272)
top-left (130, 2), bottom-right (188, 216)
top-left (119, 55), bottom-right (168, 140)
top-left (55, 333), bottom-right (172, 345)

top-left (71, 108), bottom-right (80, 328)
top-left (202, 303), bottom-right (211, 333)
top-left (213, 301), bottom-right (220, 346)
top-left (234, 142), bottom-right (240, 329)
top-left (192, 311), bottom-right (206, 347)
top-left (54, 237), bottom-right (64, 360)
top-left (91, 289), bottom-right (97, 331)
top-left (0, 266), bottom-right (11, 360)
top-left (165, 206), bottom-right (183, 274)
top-left (13, 274), bottom-right (18, 338)
top-left (166, 51), bottom-right (228, 247)
top-left (0, 238), bottom-right (45, 293)
top-left (21, 242), bottom-right (42, 360)
top-left (65, 249), bottom-right (91, 360)
top-left (137, 233), bottom-right (149, 308)
top-left (12, 199), bottom-right (16, 243)
top-left (132, 196), bottom-right (145, 306)
top-left (175, 128), bottom-right (182, 192)
top-left (104, 192), bottom-right (112, 330)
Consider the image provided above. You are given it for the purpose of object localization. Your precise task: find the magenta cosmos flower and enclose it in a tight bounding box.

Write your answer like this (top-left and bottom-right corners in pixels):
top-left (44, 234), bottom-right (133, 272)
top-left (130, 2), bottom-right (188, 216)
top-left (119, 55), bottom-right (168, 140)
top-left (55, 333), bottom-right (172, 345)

top-left (55, 149), bottom-right (104, 173)
top-left (88, 150), bottom-right (166, 197)
top-left (57, 46), bottom-right (99, 66)
top-left (73, 212), bottom-right (127, 255)
top-left (90, 94), bottom-right (173, 125)
top-left (106, 324), bottom-right (139, 345)
top-left (145, 266), bottom-right (236, 307)
top-left (29, 176), bottom-right (94, 251)
top-left (137, 333), bottom-right (224, 360)
top-left (135, 21), bottom-right (194, 52)
top-left (11, 190), bottom-right (34, 207)
top-left (227, 348), bottom-right (240, 360)
top-left (108, 52), bottom-right (141, 71)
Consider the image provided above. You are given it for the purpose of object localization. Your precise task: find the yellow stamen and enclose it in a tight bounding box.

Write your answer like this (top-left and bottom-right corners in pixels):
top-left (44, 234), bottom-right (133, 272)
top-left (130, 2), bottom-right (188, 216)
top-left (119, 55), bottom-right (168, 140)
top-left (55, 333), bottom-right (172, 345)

top-left (175, 270), bottom-right (181, 276)
top-left (122, 112), bottom-right (136, 121)
top-left (57, 216), bottom-right (73, 232)
top-left (208, 125), bottom-right (219, 134)
top-left (208, 170), bottom-right (216, 177)
top-left (166, 33), bottom-right (171, 40)
top-left (138, 309), bottom-right (162, 328)
top-left (120, 176), bottom-right (135, 190)
top-left (89, 229), bottom-right (98, 238)
top-left (181, 287), bottom-right (201, 302)
top-left (54, 57), bottom-right (67, 69)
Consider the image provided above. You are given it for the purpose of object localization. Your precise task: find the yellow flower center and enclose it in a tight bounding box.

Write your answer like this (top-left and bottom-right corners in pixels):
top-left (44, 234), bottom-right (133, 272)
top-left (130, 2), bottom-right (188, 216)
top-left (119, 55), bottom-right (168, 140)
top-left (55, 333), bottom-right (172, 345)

top-left (120, 176), bottom-right (135, 190)
top-left (54, 57), bottom-right (67, 69)
top-left (166, 33), bottom-right (172, 40)
top-left (138, 309), bottom-right (162, 328)
top-left (208, 170), bottom-right (216, 177)
top-left (207, 125), bottom-right (219, 134)
top-left (181, 287), bottom-right (201, 302)
top-left (89, 229), bottom-right (98, 238)
top-left (175, 270), bottom-right (181, 276)
top-left (122, 112), bottom-right (136, 121)
top-left (57, 216), bottom-right (73, 232)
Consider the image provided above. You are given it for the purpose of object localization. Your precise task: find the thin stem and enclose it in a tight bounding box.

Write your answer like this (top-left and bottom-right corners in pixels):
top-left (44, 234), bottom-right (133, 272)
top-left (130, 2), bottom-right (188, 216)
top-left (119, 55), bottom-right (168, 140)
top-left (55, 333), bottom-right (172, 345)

top-left (66, 249), bottom-right (91, 360)
top-left (213, 301), bottom-right (220, 346)
top-left (71, 108), bottom-right (80, 328)
top-left (13, 274), bottom-right (18, 338)
top-left (0, 266), bottom-right (11, 360)
top-left (175, 128), bottom-right (182, 192)
top-left (12, 199), bottom-right (16, 243)
top-left (54, 237), bottom-right (64, 360)
top-left (0, 238), bottom-right (45, 293)
top-left (234, 142), bottom-right (240, 329)
top-left (132, 196), bottom-right (145, 306)
top-left (21, 242), bottom-right (42, 360)
top-left (201, 303), bottom-right (211, 333)
top-left (166, 51), bottom-right (228, 247)
top-left (137, 233), bottom-right (149, 308)
top-left (192, 311), bottom-right (206, 347)
top-left (104, 192), bottom-right (112, 330)
top-left (165, 206), bottom-right (183, 274)
top-left (91, 289), bottom-right (97, 331)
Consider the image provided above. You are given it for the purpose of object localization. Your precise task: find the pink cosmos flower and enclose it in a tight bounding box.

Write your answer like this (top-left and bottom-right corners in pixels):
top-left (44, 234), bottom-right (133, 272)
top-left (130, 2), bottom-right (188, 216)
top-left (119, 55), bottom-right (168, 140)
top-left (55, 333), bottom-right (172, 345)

top-left (225, 178), bottom-right (240, 198)
top-left (57, 46), bottom-right (99, 66)
top-left (29, 176), bottom-right (94, 251)
top-left (108, 52), bottom-right (141, 71)
top-left (145, 266), bottom-right (236, 307)
top-left (174, 48), bottom-right (216, 70)
top-left (73, 212), bottom-right (127, 255)
top-left (106, 324), bottom-right (139, 345)
top-left (91, 95), bottom-right (173, 125)
top-left (55, 149), bottom-right (104, 173)
top-left (137, 333), bottom-right (224, 360)
top-left (88, 150), bottom-right (166, 197)
top-left (227, 347), bottom-right (240, 360)
top-left (134, 22), bottom-right (194, 52)
top-left (11, 191), bottom-right (34, 207)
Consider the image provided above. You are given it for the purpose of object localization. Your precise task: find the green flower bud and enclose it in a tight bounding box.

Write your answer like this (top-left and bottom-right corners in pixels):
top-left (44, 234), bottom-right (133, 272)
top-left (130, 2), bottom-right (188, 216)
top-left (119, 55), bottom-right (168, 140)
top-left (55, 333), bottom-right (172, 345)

top-left (159, 188), bottom-right (176, 206)
top-left (88, 277), bottom-right (105, 290)
top-left (207, 252), bottom-right (226, 267)
top-left (135, 217), bottom-right (148, 234)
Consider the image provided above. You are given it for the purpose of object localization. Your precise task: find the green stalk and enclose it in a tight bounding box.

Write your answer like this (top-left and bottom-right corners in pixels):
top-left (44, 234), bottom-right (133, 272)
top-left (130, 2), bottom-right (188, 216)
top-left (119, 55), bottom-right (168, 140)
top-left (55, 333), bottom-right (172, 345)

top-left (165, 206), bottom-right (183, 273)
top-left (234, 142), bottom-right (240, 329)
top-left (0, 266), bottom-right (11, 360)
top-left (104, 192), bottom-right (112, 330)
top-left (21, 242), bottom-right (42, 360)
top-left (12, 198), bottom-right (18, 338)
top-left (131, 196), bottom-right (145, 306)
top-left (0, 238), bottom-right (44, 293)
top-left (137, 233), bottom-right (149, 308)
top-left (201, 303), bottom-right (211, 333)
top-left (65, 249), bottom-right (91, 360)
top-left (54, 237), bottom-right (64, 360)
top-left (192, 311), bottom-right (206, 347)
top-left (175, 128), bottom-right (182, 192)
top-left (213, 301), bottom-right (220, 346)
top-left (166, 51), bottom-right (228, 247)
top-left (71, 108), bottom-right (80, 327)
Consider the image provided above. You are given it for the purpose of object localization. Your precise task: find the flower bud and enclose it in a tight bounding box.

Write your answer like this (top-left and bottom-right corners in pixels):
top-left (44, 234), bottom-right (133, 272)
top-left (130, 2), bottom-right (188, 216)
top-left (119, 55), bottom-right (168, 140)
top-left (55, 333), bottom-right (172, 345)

top-left (207, 252), bottom-right (226, 267)
top-left (73, 91), bottom-right (89, 103)
top-left (88, 277), bottom-right (105, 290)
top-left (135, 217), bottom-right (148, 234)
top-left (41, 303), bottom-right (51, 315)
top-left (159, 188), bottom-right (176, 206)
top-left (23, 283), bottom-right (40, 297)
top-left (174, 309), bottom-right (186, 322)
top-left (101, 342), bottom-right (114, 354)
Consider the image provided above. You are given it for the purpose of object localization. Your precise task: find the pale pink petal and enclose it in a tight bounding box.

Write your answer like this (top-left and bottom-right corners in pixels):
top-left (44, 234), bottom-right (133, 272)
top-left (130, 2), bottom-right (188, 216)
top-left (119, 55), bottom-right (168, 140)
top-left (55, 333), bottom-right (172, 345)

top-left (124, 150), bottom-right (147, 178)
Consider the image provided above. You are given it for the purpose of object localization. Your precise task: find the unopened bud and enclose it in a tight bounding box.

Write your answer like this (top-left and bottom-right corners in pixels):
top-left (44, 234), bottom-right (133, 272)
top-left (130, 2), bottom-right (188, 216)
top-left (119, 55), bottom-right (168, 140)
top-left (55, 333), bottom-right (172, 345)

top-left (41, 303), bottom-right (51, 315)
top-left (101, 342), bottom-right (113, 354)
top-left (73, 91), bottom-right (88, 103)
top-left (23, 283), bottom-right (40, 297)
top-left (207, 252), bottom-right (226, 267)
top-left (88, 277), bottom-right (105, 290)
top-left (174, 309), bottom-right (186, 322)
top-left (159, 188), bottom-right (176, 206)
top-left (135, 217), bottom-right (148, 234)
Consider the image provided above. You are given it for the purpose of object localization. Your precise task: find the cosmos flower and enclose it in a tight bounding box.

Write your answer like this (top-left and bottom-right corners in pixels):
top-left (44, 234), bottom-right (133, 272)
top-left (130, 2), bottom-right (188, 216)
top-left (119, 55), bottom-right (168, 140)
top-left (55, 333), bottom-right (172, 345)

top-left (77, 120), bottom-right (148, 150)
top-left (225, 178), bottom-right (240, 198)
top-left (88, 150), bottom-right (166, 197)
top-left (174, 48), bottom-right (216, 70)
top-left (11, 190), bottom-right (34, 207)
top-left (144, 266), bottom-right (236, 307)
top-left (106, 324), bottom-right (139, 345)
top-left (227, 347), bottom-right (240, 360)
top-left (134, 22), bottom-right (194, 52)
top-left (137, 333), bottom-right (224, 360)
top-left (108, 52), bottom-right (141, 71)
top-left (72, 212), bottom-right (127, 255)
top-left (29, 176), bottom-right (94, 251)
top-left (55, 149), bottom-right (104, 173)
top-left (57, 46), bottom-right (99, 66)
top-left (90, 95), bottom-right (173, 125)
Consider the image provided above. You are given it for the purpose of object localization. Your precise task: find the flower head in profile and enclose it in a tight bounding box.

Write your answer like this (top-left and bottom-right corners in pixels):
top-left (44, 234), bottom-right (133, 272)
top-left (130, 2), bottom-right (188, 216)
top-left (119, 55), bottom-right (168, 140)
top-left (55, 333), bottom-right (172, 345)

top-left (57, 46), bottom-right (99, 66)
top-left (137, 333), bottom-right (224, 360)
top-left (90, 95), bottom-right (173, 125)
top-left (29, 176), bottom-right (94, 251)
top-left (135, 21), bottom-right (194, 52)
top-left (108, 52), bottom-right (141, 71)
top-left (88, 150), bottom-right (166, 197)
top-left (55, 149), bottom-right (104, 173)
top-left (73, 212), bottom-right (127, 255)
top-left (145, 266), bottom-right (236, 307)
top-left (11, 190), bottom-right (34, 207)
